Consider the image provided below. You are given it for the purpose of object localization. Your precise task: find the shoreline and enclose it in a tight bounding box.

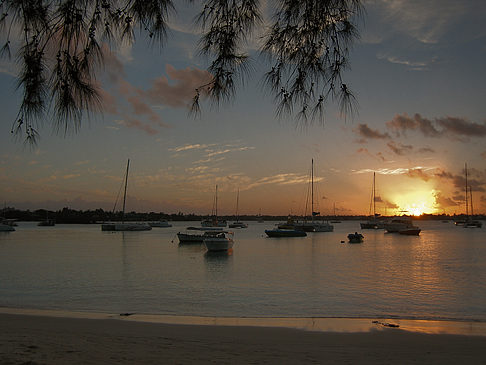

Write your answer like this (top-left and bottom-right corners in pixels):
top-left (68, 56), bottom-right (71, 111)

top-left (2, 306), bottom-right (486, 336)
top-left (2, 309), bottom-right (486, 364)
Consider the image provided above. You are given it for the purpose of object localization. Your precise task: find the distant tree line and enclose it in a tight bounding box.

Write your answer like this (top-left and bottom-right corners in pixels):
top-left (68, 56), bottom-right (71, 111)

top-left (2, 206), bottom-right (483, 224)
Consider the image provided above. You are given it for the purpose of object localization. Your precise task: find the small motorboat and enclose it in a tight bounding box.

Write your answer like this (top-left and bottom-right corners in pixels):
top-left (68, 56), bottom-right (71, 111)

top-left (347, 232), bottom-right (364, 243)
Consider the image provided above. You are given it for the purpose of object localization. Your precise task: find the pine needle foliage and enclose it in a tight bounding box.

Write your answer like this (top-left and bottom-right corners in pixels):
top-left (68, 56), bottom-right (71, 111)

top-left (0, 0), bottom-right (362, 143)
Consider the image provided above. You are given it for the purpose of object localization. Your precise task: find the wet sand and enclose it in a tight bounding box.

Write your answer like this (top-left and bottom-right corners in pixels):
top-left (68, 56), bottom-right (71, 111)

top-left (1, 310), bottom-right (486, 364)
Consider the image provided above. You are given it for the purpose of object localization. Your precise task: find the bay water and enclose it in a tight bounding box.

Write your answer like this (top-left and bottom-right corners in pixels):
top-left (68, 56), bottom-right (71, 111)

top-left (1, 220), bottom-right (485, 322)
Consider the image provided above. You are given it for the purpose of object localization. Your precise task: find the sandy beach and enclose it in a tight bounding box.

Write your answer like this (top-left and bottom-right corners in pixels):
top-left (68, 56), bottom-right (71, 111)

top-left (1, 310), bottom-right (486, 364)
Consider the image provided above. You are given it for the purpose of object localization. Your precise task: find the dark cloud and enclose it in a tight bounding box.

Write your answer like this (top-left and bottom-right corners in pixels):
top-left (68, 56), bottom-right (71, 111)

top-left (356, 148), bottom-right (387, 162)
top-left (437, 116), bottom-right (486, 137)
top-left (386, 113), bottom-right (441, 137)
top-left (384, 200), bottom-right (399, 209)
top-left (434, 167), bottom-right (486, 193)
top-left (434, 169), bottom-right (454, 180)
top-left (418, 147), bottom-right (435, 153)
top-left (433, 191), bottom-right (459, 208)
top-left (387, 141), bottom-right (413, 155)
top-left (386, 113), bottom-right (486, 139)
top-left (354, 124), bottom-right (390, 140)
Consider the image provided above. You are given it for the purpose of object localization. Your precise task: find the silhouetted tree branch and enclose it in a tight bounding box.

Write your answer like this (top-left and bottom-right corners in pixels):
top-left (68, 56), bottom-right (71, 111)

top-left (0, 0), bottom-right (362, 144)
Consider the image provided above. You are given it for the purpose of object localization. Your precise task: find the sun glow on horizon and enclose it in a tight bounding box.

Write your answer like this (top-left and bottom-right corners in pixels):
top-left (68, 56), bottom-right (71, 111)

top-left (391, 189), bottom-right (438, 216)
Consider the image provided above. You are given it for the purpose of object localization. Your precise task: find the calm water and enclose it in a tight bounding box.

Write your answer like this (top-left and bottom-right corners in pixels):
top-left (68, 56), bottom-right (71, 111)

top-left (1, 220), bottom-right (485, 321)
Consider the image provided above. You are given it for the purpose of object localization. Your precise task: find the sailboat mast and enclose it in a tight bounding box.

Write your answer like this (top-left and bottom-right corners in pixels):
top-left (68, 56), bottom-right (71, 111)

top-left (215, 185), bottom-right (218, 219)
top-left (373, 172), bottom-right (376, 218)
top-left (236, 188), bottom-right (240, 220)
top-left (121, 159), bottom-right (130, 223)
top-left (470, 186), bottom-right (474, 216)
top-left (311, 159), bottom-right (314, 221)
top-left (465, 163), bottom-right (469, 217)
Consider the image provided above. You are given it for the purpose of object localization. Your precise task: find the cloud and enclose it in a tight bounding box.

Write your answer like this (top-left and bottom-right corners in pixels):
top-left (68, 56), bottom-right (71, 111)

top-left (433, 191), bottom-right (460, 208)
top-left (354, 166), bottom-right (436, 176)
top-left (405, 168), bottom-right (431, 181)
top-left (145, 65), bottom-right (212, 108)
top-left (171, 142), bottom-right (255, 164)
top-left (387, 141), bottom-right (413, 156)
top-left (127, 95), bottom-right (168, 128)
top-left (354, 124), bottom-right (390, 140)
top-left (356, 148), bottom-right (387, 162)
top-left (385, 113), bottom-right (486, 140)
top-left (369, 0), bottom-right (484, 44)
top-left (436, 117), bottom-right (486, 137)
top-left (435, 167), bottom-right (486, 193)
top-left (246, 173), bottom-right (309, 189)
top-left (377, 54), bottom-right (432, 70)
top-left (383, 199), bottom-right (399, 210)
top-left (386, 113), bottom-right (441, 137)
top-left (117, 118), bottom-right (159, 135)
top-left (418, 147), bottom-right (435, 153)
top-left (170, 144), bottom-right (215, 152)
top-left (99, 47), bottom-right (211, 134)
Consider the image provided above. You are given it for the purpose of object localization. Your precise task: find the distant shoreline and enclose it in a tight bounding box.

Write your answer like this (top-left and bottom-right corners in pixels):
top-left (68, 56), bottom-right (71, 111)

top-left (3, 206), bottom-right (485, 225)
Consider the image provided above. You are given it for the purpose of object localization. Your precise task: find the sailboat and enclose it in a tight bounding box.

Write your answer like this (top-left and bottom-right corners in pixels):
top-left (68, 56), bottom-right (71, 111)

top-left (257, 208), bottom-right (264, 223)
top-left (360, 172), bottom-right (383, 229)
top-left (330, 202), bottom-right (341, 223)
top-left (38, 211), bottom-right (55, 226)
top-left (101, 159), bottom-right (152, 231)
top-left (229, 189), bottom-right (248, 228)
top-left (463, 163), bottom-right (482, 228)
top-left (295, 159), bottom-right (333, 232)
top-left (201, 185), bottom-right (227, 227)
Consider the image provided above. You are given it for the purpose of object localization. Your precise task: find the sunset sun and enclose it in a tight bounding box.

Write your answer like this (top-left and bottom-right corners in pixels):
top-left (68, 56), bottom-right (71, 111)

top-left (392, 189), bottom-right (437, 216)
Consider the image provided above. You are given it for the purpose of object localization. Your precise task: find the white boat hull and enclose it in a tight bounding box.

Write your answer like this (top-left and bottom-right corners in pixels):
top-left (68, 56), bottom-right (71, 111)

top-left (0, 224), bottom-right (15, 232)
top-left (101, 223), bottom-right (152, 231)
top-left (149, 221), bottom-right (172, 227)
top-left (204, 237), bottom-right (234, 252)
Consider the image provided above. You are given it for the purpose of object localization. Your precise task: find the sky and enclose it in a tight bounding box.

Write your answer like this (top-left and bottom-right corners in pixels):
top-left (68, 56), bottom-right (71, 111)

top-left (1, 0), bottom-right (486, 217)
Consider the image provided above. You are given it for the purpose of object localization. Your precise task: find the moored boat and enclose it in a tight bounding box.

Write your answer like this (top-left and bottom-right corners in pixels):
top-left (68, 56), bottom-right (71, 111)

top-left (398, 227), bottom-right (421, 235)
top-left (102, 222), bottom-right (152, 231)
top-left (384, 217), bottom-right (415, 233)
top-left (265, 229), bottom-right (307, 238)
top-left (229, 221), bottom-right (248, 228)
top-left (228, 188), bottom-right (248, 229)
top-left (149, 220), bottom-right (172, 228)
top-left (38, 219), bottom-right (55, 226)
top-left (347, 232), bottom-right (364, 243)
top-left (203, 231), bottom-right (234, 252)
top-left (177, 227), bottom-right (224, 244)
top-left (461, 163), bottom-right (482, 229)
top-left (201, 185), bottom-right (227, 227)
top-left (360, 172), bottom-right (384, 229)
top-left (0, 221), bottom-right (15, 231)
top-left (277, 216), bottom-right (296, 229)
top-left (101, 159), bottom-right (152, 232)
